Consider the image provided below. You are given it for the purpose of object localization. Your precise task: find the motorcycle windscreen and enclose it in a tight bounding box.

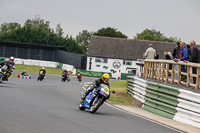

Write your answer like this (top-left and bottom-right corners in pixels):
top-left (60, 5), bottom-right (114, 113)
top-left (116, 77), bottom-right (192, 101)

top-left (83, 92), bottom-right (95, 109)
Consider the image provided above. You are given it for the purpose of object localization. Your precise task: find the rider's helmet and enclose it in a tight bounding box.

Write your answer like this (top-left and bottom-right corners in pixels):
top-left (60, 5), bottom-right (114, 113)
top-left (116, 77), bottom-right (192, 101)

top-left (5, 58), bottom-right (10, 65)
top-left (10, 56), bottom-right (15, 63)
top-left (102, 73), bottom-right (110, 83)
top-left (42, 67), bottom-right (45, 70)
top-left (23, 70), bottom-right (26, 72)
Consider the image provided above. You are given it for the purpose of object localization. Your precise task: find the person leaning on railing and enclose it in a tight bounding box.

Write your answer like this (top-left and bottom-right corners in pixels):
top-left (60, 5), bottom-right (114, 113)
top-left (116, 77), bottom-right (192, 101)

top-left (176, 42), bottom-right (188, 82)
top-left (185, 40), bottom-right (199, 84)
top-left (172, 42), bottom-right (181, 80)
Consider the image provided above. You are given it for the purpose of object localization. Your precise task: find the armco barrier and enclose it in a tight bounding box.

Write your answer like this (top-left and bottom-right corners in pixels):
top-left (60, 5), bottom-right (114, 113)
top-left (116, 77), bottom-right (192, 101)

top-left (126, 76), bottom-right (200, 128)
top-left (14, 58), bottom-right (73, 70)
top-left (127, 76), bottom-right (147, 103)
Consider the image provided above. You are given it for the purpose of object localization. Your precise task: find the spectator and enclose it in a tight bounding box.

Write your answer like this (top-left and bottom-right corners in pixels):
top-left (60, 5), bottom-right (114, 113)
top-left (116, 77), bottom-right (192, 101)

top-left (164, 51), bottom-right (172, 60)
top-left (144, 44), bottom-right (156, 59)
top-left (177, 42), bottom-right (188, 82)
top-left (164, 52), bottom-right (172, 76)
top-left (154, 50), bottom-right (159, 59)
top-left (172, 42), bottom-right (181, 59)
top-left (185, 40), bottom-right (199, 84)
top-left (173, 42), bottom-right (181, 80)
top-left (198, 47), bottom-right (200, 63)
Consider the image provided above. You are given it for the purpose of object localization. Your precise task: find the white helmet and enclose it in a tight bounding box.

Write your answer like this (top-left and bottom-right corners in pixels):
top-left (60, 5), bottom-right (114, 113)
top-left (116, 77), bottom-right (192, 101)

top-left (10, 56), bottom-right (15, 62)
top-left (5, 58), bottom-right (10, 64)
top-left (42, 67), bottom-right (45, 69)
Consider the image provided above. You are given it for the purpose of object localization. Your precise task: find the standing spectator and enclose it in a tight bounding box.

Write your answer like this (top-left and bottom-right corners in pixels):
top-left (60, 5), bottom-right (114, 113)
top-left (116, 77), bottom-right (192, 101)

top-left (164, 52), bottom-right (172, 76)
top-left (177, 42), bottom-right (188, 82)
top-left (172, 42), bottom-right (181, 80)
top-left (144, 44), bottom-right (156, 59)
top-left (185, 40), bottom-right (199, 84)
top-left (198, 47), bottom-right (200, 63)
top-left (154, 50), bottom-right (159, 59)
top-left (164, 52), bottom-right (172, 60)
top-left (172, 42), bottom-right (181, 59)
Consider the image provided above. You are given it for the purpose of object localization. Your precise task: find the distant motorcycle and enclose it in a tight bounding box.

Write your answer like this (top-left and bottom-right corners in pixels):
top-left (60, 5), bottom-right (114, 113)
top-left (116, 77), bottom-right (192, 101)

top-left (21, 73), bottom-right (31, 79)
top-left (0, 65), bottom-right (8, 83)
top-left (37, 71), bottom-right (45, 81)
top-left (77, 73), bottom-right (82, 82)
top-left (79, 84), bottom-right (115, 113)
top-left (62, 74), bottom-right (70, 82)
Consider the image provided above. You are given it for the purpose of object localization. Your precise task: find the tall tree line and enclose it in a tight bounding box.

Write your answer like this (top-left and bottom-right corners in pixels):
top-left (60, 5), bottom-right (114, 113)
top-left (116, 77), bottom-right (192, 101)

top-left (0, 16), bottom-right (180, 56)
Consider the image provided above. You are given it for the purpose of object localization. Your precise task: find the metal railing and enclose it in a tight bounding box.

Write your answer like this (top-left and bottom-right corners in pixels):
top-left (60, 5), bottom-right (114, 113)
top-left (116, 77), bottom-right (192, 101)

top-left (143, 59), bottom-right (200, 90)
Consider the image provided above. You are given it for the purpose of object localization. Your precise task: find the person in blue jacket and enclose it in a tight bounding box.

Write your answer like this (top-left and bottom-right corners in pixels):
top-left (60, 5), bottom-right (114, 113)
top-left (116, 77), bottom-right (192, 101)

top-left (177, 42), bottom-right (188, 81)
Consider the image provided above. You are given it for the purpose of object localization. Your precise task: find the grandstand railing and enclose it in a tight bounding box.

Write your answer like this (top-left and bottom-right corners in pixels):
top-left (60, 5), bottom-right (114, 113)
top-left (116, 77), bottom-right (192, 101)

top-left (143, 59), bottom-right (200, 90)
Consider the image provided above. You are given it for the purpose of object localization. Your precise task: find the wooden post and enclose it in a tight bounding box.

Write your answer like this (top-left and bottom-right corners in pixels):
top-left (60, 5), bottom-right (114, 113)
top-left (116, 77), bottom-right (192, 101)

top-left (145, 62), bottom-right (149, 78)
top-left (186, 66), bottom-right (190, 87)
top-left (178, 64), bottom-right (181, 85)
top-left (158, 62), bottom-right (161, 81)
top-left (171, 64), bottom-right (175, 83)
top-left (196, 67), bottom-right (200, 90)
top-left (154, 63), bottom-right (157, 79)
top-left (143, 62), bottom-right (146, 78)
top-left (151, 62), bottom-right (154, 78)
top-left (165, 63), bottom-right (169, 84)
top-left (161, 63), bottom-right (165, 82)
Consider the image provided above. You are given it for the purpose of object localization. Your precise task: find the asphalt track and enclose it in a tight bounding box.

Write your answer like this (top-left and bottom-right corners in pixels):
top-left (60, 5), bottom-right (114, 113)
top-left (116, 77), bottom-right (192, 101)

top-left (0, 74), bottom-right (185, 133)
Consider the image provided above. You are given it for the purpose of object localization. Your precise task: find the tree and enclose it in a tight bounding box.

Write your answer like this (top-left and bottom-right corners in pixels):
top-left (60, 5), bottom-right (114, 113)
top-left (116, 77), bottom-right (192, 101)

top-left (76, 30), bottom-right (93, 55)
top-left (56, 23), bottom-right (64, 37)
top-left (0, 16), bottom-right (85, 55)
top-left (134, 28), bottom-right (181, 42)
top-left (0, 22), bottom-right (21, 33)
top-left (93, 27), bottom-right (127, 39)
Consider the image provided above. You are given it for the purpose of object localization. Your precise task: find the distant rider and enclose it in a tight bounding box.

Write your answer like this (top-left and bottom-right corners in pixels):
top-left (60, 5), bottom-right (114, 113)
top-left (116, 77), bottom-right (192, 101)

top-left (62, 70), bottom-right (68, 78)
top-left (39, 67), bottom-right (46, 77)
top-left (77, 72), bottom-right (82, 80)
top-left (21, 70), bottom-right (28, 76)
top-left (9, 56), bottom-right (15, 70)
top-left (0, 58), bottom-right (12, 81)
top-left (82, 73), bottom-right (110, 100)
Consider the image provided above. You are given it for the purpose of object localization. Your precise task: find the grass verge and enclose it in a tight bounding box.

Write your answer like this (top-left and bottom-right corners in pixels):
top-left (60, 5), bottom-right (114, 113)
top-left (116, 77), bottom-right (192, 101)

top-left (108, 80), bottom-right (134, 105)
top-left (14, 64), bottom-right (64, 75)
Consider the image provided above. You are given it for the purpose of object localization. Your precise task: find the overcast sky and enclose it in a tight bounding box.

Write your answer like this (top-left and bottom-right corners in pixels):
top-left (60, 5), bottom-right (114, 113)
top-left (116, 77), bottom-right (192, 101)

top-left (0, 0), bottom-right (200, 44)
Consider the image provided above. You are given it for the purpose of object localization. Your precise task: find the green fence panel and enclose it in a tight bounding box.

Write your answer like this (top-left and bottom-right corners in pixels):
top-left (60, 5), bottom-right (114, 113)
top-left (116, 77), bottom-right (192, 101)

top-left (144, 97), bottom-right (176, 115)
top-left (143, 105), bottom-right (174, 119)
top-left (57, 63), bottom-right (63, 68)
top-left (146, 82), bottom-right (159, 91)
top-left (145, 90), bottom-right (178, 106)
top-left (121, 73), bottom-right (135, 80)
top-left (0, 57), bottom-right (5, 62)
top-left (158, 84), bottom-right (180, 97)
top-left (76, 69), bottom-right (112, 77)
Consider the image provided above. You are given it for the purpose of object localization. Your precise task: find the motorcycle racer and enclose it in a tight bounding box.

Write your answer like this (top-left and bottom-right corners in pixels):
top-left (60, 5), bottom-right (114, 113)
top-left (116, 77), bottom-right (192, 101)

top-left (81, 73), bottom-right (110, 100)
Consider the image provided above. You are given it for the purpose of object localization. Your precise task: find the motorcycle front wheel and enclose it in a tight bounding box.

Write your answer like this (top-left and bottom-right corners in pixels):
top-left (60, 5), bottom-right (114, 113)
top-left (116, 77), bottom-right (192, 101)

top-left (79, 101), bottom-right (86, 110)
top-left (90, 98), bottom-right (103, 113)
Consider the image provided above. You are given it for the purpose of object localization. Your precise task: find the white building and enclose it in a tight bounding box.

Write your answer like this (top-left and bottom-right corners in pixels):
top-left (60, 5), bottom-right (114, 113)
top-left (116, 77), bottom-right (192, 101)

top-left (86, 36), bottom-right (175, 79)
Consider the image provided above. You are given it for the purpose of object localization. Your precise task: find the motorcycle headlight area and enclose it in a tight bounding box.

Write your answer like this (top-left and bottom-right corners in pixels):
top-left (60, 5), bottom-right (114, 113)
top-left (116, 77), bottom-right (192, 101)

top-left (100, 88), bottom-right (109, 97)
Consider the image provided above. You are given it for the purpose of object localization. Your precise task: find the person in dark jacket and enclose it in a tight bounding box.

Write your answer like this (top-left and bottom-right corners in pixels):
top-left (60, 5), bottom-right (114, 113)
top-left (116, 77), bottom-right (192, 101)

top-left (81, 73), bottom-right (110, 100)
top-left (172, 42), bottom-right (181, 59)
top-left (185, 40), bottom-right (199, 84)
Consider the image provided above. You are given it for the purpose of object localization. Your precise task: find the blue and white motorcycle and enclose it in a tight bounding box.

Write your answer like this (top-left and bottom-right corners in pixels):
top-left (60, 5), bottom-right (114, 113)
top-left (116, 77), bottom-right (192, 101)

top-left (79, 84), bottom-right (115, 113)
